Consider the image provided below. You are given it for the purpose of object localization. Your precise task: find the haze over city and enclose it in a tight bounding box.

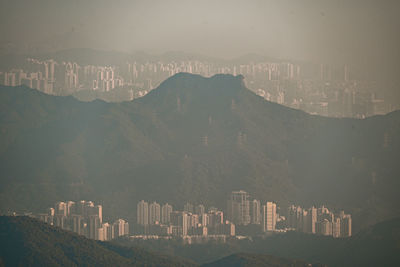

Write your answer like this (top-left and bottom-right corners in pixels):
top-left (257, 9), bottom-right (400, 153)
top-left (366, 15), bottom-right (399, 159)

top-left (1, 0), bottom-right (399, 80)
top-left (0, 1), bottom-right (400, 266)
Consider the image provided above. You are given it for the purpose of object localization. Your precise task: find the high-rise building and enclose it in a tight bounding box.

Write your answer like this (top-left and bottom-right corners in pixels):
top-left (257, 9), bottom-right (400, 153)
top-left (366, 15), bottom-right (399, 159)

top-left (227, 190), bottom-right (250, 225)
top-left (43, 62), bottom-right (49, 80)
top-left (340, 214), bottom-right (352, 237)
top-left (124, 221), bottom-right (129, 236)
top-left (55, 202), bottom-right (67, 216)
top-left (184, 202), bottom-right (194, 213)
top-left (84, 201), bottom-right (95, 218)
top-left (214, 221), bottom-right (236, 236)
top-left (95, 205), bottom-right (103, 223)
top-left (38, 199), bottom-right (126, 241)
top-left (97, 227), bottom-right (105, 241)
top-left (101, 223), bottom-right (112, 241)
top-left (48, 60), bottom-right (56, 82)
top-left (307, 207), bottom-right (317, 234)
top-left (21, 77), bottom-right (33, 88)
top-left (76, 200), bottom-right (86, 216)
top-left (54, 214), bottom-right (67, 229)
top-left (137, 200), bottom-right (149, 225)
top-left (4, 72), bottom-right (16, 86)
top-left (72, 215), bottom-right (83, 235)
top-left (215, 211), bottom-right (224, 225)
top-left (161, 203), bottom-right (173, 224)
top-left (302, 209), bottom-right (309, 233)
top-left (295, 206), bottom-right (304, 231)
top-left (170, 211), bottom-right (189, 236)
top-left (262, 202), bottom-right (276, 232)
top-left (316, 219), bottom-right (332, 236)
top-left (88, 215), bottom-right (101, 239)
top-left (251, 199), bottom-right (261, 224)
top-left (189, 214), bottom-right (200, 229)
top-left (149, 201), bottom-right (161, 224)
top-left (202, 213), bottom-right (209, 226)
top-left (207, 210), bottom-right (224, 227)
top-left (113, 219), bottom-right (129, 237)
top-left (195, 204), bottom-right (205, 215)
top-left (47, 207), bottom-right (55, 217)
top-left (332, 217), bottom-right (341, 238)
top-left (66, 201), bottom-right (75, 216)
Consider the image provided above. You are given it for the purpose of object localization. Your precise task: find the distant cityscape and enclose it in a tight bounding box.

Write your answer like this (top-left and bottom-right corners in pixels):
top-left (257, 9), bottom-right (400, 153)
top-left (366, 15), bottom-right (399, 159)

top-left (35, 200), bottom-right (129, 242)
top-left (32, 190), bottom-right (351, 244)
top-left (0, 55), bottom-right (397, 118)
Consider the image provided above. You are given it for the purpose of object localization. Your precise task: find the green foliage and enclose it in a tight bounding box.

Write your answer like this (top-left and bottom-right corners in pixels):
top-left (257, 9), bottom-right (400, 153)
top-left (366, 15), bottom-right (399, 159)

top-left (0, 73), bottom-right (400, 230)
top-left (202, 253), bottom-right (323, 267)
top-left (0, 216), bottom-right (195, 267)
top-left (1, 215), bottom-right (400, 266)
top-left (116, 217), bottom-right (400, 267)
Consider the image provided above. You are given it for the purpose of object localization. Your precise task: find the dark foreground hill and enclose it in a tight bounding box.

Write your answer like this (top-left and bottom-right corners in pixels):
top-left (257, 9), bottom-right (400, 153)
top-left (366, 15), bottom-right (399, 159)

top-left (0, 73), bottom-right (399, 229)
top-left (0, 216), bottom-right (195, 267)
top-left (202, 253), bottom-right (324, 267)
top-left (120, 217), bottom-right (400, 267)
top-left (0, 216), bottom-right (324, 267)
top-left (248, 216), bottom-right (400, 267)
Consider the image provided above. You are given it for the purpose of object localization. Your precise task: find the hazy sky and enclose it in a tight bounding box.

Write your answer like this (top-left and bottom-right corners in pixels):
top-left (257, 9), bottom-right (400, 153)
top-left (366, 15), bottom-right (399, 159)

top-left (0, 0), bottom-right (399, 77)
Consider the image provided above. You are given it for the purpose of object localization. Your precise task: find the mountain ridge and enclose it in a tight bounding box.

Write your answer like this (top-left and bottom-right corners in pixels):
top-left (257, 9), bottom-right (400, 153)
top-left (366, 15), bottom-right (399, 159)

top-left (0, 73), bottom-right (399, 231)
top-left (0, 216), bottom-right (195, 267)
top-left (201, 252), bottom-right (323, 267)
top-left (0, 215), bottom-right (332, 267)
top-left (121, 216), bottom-right (400, 266)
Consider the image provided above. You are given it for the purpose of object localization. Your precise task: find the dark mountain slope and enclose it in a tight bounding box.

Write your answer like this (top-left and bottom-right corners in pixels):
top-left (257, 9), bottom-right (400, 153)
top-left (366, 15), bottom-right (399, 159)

top-left (122, 217), bottom-right (400, 267)
top-left (261, 216), bottom-right (400, 266)
top-left (249, 216), bottom-right (400, 267)
top-left (202, 253), bottom-right (323, 267)
top-left (0, 73), bottom-right (399, 229)
top-left (0, 216), bottom-right (195, 267)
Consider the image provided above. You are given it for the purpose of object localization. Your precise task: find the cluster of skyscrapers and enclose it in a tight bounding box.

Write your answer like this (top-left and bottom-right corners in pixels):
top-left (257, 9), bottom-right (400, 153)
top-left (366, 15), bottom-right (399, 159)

top-left (32, 192), bottom-right (351, 243)
top-left (136, 200), bottom-right (235, 239)
top-left (0, 55), bottom-right (395, 118)
top-left (135, 190), bottom-right (351, 239)
top-left (287, 205), bottom-right (352, 237)
top-left (1, 58), bottom-right (57, 94)
top-left (36, 200), bottom-right (129, 241)
top-left (226, 190), bottom-right (351, 238)
top-left (0, 58), bottom-right (125, 95)
top-left (227, 190), bottom-right (278, 232)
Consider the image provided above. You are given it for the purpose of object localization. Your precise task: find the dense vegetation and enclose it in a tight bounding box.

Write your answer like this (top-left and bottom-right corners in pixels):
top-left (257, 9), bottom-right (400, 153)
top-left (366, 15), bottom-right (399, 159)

top-left (0, 73), bottom-right (399, 231)
top-left (0, 216), bottom-right (195, 267)
top-left (116, 217), bottom-right (400, 267)
top-left (202, 253), bottom-right (324, 267)
top-left (0, 216), bottom-right (324, 267)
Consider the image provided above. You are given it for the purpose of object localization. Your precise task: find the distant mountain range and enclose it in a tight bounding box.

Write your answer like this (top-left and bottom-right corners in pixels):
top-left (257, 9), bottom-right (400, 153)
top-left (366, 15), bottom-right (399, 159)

top-left (0, 73), bottom-right (399, 230)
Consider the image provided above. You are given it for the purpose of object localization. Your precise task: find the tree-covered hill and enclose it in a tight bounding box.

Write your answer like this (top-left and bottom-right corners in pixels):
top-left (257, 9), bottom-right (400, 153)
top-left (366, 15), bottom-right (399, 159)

top-left (119, 217), bottom-right (400, 267)
top-left (0, 216), bottom-right (195, 267)
top-left (0, 73), bottom-right (399, 230)
top-left (201, 253), bottom-right (325, 267)
top-left (0, 216), bottom-right (330, 267)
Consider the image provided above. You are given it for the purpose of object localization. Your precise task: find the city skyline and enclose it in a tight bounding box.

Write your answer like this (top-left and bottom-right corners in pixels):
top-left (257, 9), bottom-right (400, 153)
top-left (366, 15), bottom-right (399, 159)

top-left (0, 0), bottom-right (399, 265)
top-left (1, 1), bottom-right (398, 71)
top-left (30, 189), bottom-right (352, 243)
top-left (1, 52), bottom-right (397, 118)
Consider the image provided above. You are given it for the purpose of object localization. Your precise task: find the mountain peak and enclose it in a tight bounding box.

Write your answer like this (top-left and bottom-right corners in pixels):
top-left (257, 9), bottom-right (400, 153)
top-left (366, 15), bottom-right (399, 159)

top-left (161, 72), bottom-right (244, 85)
top-left (140, 72), bottom-right (247, 105)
